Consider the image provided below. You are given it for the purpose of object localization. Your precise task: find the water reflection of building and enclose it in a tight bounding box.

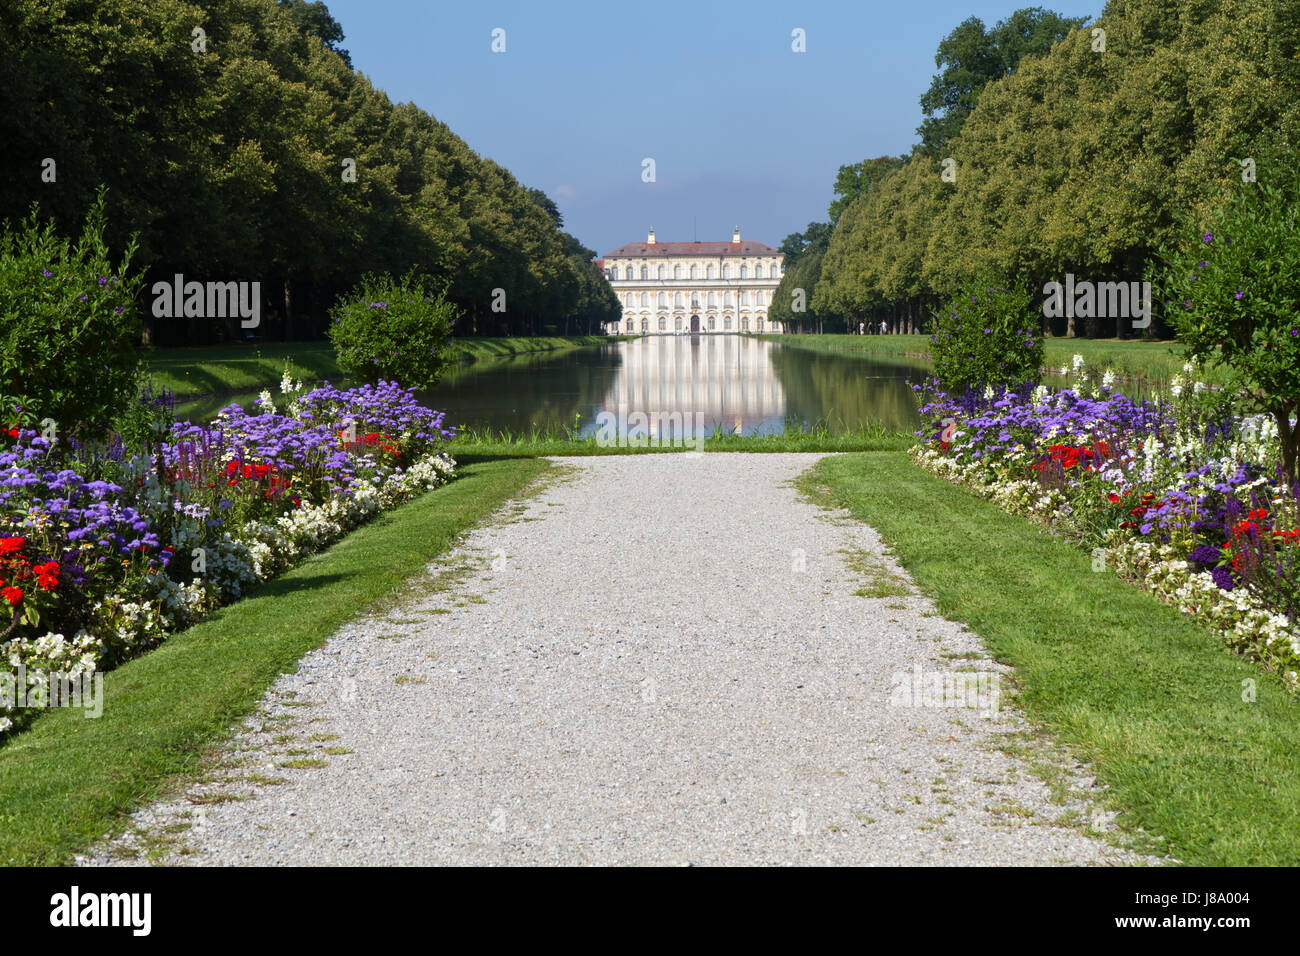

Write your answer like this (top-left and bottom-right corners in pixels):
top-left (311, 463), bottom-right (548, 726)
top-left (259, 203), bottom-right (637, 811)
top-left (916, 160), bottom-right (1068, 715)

top-left (598, 227), bottom-right (785, 335)
top-left (591, 336), bottom-right (787, 436)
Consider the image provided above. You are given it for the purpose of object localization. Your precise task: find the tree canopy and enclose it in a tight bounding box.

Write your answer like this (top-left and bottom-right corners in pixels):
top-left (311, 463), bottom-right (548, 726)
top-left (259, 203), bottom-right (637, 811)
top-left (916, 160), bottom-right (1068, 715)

top-left (808, 0), bottom-right (1300, 339)
top-left (0, 0), bottom-right (609, 343)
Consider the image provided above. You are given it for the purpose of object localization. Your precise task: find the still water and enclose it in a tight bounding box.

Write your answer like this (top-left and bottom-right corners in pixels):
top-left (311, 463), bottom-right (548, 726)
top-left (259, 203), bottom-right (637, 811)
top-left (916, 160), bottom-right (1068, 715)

top-left (176, 336), bottom-right (928, 435)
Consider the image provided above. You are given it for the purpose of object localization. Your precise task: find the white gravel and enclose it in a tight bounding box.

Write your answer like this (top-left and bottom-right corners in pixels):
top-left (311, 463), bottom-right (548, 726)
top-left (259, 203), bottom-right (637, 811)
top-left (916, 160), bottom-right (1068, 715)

top-left (80, 453), bottom-right (1161, 866)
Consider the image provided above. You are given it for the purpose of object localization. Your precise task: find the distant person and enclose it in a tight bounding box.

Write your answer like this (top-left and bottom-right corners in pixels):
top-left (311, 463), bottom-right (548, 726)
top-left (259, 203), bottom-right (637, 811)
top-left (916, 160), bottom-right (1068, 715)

top-left (880, 320), bottom-right (887, 335)
top-left (859, 321), bottom-right (865, 335)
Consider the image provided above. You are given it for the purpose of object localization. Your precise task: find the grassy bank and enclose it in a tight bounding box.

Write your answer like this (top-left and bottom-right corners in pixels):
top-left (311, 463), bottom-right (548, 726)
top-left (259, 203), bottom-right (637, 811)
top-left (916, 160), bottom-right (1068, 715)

top-left (0, 455), bottom-right (548, 865)
top-left (759, 333), bottom-right (1216, 387)
top-left (446, 422), bottom-right (913, 458)
top-left (803, 451), bottom-right (1300, 866)
top-left (146, 335), bottom-right (619, 399)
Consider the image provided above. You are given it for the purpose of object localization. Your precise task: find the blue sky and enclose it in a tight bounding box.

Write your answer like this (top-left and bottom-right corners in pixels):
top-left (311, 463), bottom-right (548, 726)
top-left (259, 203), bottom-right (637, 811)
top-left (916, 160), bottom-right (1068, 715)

top-left (325, 0), bottom-right (1097, 255)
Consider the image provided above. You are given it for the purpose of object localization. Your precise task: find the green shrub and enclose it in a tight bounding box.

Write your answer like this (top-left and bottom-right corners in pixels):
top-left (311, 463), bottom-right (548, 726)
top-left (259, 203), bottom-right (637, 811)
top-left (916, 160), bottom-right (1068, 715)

top-left (328, 272), bottom-right (460, 389)
top-left (929, 277), bottom-right (1043, 395)
top-left (0, 192), bottom-right (144, 435)
top-left (1156, 173), bottom-right (1300, 482)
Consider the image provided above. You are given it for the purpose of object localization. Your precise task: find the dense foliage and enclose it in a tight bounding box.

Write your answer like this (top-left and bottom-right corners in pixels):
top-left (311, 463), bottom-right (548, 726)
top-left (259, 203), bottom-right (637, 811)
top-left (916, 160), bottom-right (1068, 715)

top-left (809, 0), bottom-right (1300, 338)
top-left (0, 0), bottom-right (614, 343)
top-left (0, 194), bottom-right (144, 436)
top-left (1157, 175), bottom-right (1300, 481)
top-left (328, 273), bottom-right (459, 389)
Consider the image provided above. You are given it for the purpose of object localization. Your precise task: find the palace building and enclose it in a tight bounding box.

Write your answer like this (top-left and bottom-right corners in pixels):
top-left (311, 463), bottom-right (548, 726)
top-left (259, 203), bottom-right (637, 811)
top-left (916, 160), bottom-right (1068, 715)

top-left (598, 227), bottom-right (785, 334)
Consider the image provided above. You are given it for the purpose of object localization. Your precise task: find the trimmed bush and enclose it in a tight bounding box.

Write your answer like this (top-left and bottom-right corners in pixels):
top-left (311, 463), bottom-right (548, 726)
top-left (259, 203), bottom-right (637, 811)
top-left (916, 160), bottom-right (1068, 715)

top-left (0, 193), bottom-right (144, 436)
top-left (328, 272), bottom-right (460, 389)
top-left (929, 277), bottom-right (1043, 395)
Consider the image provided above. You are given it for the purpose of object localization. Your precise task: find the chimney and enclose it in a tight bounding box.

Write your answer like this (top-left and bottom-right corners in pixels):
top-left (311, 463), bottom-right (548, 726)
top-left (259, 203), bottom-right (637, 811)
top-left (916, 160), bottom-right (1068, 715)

top-left (732, 225), bottom-right (740, 243)
top-left (647, 227), bottom-right (656, 245)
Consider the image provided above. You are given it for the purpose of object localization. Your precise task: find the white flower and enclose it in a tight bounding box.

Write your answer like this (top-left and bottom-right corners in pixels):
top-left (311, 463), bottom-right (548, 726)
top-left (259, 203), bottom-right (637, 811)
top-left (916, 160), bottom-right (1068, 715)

top-left (1102, 369), bottom-right (1116, 389)
top-left (1072, 353), bottom-right (1085, 370)
top-left (983, 384), bottom-right (994, 401)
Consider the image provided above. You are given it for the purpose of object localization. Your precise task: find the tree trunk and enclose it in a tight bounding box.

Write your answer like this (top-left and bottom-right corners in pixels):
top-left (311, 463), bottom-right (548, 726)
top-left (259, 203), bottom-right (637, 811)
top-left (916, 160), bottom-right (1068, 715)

top-left (282, 278), bottom-right (293, 342)
top-left (1278, 406), bottom-right (1300, 485)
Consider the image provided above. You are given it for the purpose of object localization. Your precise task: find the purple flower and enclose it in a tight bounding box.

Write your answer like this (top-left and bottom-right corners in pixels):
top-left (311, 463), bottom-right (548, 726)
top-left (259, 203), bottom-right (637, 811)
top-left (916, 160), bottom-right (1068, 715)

top-left (1203, 232), bottom-right (1213, 242)
top-left (1210, 566), bottom-right (1235, 591)
top-left (1235, 289), bottom-right (1244, 300)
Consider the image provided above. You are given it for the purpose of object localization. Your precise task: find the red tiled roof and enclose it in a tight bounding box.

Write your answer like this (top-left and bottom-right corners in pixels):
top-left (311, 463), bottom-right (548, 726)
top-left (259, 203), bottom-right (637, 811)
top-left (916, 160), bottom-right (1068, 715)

top-left (605, 240), bottom-right (779, 257)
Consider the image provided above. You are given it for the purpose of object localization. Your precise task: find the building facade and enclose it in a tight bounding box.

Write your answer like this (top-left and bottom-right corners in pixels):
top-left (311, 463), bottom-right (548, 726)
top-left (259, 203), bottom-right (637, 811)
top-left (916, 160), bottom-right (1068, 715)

top-left (599, 227), bottom-right (785, 335)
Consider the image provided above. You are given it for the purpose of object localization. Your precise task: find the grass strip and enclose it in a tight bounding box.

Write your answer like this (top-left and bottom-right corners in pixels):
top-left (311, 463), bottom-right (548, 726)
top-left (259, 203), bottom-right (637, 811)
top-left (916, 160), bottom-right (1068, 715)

top-left (446, 426), bottom-right (913, 458)
top-left (0, 454), bottom-right (548, 865)
top-left (803, 451), bottom-right (1300, 866)
top-left (757, 333), bottom-right (1214, 388)
top-left (145, 336), bottom-right (622, 399)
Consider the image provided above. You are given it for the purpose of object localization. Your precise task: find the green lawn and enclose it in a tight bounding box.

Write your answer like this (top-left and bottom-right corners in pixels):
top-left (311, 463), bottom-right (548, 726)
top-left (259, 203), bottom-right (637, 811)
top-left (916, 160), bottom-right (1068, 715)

top-left (803, 451), bottom-right (1300, 866)
top-left (0, 454), bottom-right (548, 865)
top-left (145, 335), bottom-right (620, 399)
top-left (759, 333), bottom-right (1216, 388)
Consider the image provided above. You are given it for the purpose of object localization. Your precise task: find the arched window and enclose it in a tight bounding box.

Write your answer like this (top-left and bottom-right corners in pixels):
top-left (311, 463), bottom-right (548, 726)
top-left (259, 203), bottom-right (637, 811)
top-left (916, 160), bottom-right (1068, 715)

top-left (641, 317), bottom-right (648, 332)
top-left (658, 292), bottom-right (667, 307)
top-left (707, 292), bottom-right (716, 306)
top-left (674, 316), bottom-right (682, 331)
top-left (657, 265), bottom-right (665, 280)
top-left (755, 265), bottom-right (764, 278)
top-left (757, 316), bottom-right (765, 332)
top-left (690, 264), bottom-right (699, 279)
top-left (658, 315), bottom-right (666, 330)
top-left (740, 265), bottom-right (748, 279)
top-left (756, 291), bottom-right (765, 306)
top-left (625, 267), bottom-right (633, 280)
top-left (674, 265), bottom-right (682, 279)
top-left (708, 316), bottom-right (715, 330)
top-left (707, 264), bottom-right (715, 279)
top-left (724, 315), bottom-right (732, 330)
top-left (724, 291), bottom-right (732, 306)
top-left (742, 316), bottom-right (750, 331)
top-left (741, 291), bottom-right (749, 306)
top-left (640, 292), bottom-right (648, 307)
top-left (626, 319), bottom-right (634, 332)
top-left (723, 264), bottom-right (731, 279)
top-left (640, 266), bottom-right (648, 280)
top-left (691, 293), bottom-right (700, 308)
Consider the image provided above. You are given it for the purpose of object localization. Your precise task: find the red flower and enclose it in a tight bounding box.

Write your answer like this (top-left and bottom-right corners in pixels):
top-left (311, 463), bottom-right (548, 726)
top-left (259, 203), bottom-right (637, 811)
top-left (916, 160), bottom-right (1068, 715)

top-left (1107, 492), bottom-right (1120, 503)
top-left (32, 561), bottom-right (60, 590)
top-left (2, 585), bottom-right (23, 605)
top-left (0, 537), bottom-right (26, 554)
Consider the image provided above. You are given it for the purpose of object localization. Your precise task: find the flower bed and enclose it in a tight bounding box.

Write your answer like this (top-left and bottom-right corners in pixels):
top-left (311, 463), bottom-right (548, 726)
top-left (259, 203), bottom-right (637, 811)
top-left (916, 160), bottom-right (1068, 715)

top-left (1, 376), bottom-right (456, 734)
top-left (911, 361), bottom-right (1300, 690)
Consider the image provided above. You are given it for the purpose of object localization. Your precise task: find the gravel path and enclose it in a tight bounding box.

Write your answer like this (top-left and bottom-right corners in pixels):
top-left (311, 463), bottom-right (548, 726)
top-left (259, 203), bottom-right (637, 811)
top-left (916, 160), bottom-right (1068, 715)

top-left (81, 453), bottom-right (1156, 866)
